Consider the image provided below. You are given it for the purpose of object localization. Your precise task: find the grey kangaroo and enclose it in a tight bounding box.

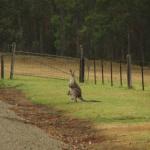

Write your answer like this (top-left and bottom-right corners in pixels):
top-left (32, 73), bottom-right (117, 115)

top-left (68, 70), bottom-right (85, 102)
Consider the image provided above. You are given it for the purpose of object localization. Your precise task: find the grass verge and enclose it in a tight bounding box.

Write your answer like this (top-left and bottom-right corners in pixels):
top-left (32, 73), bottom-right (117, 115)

top-left (0, 75), bottom-right (150, 125)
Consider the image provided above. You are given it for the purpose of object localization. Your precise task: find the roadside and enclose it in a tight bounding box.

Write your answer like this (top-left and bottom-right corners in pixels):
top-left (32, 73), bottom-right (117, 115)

top-left (0, 88), bottom-right (150, 150)
top-left (0, 88), bottom-right (104, 150)
top-left (0, 100), bottom-right (66, 150)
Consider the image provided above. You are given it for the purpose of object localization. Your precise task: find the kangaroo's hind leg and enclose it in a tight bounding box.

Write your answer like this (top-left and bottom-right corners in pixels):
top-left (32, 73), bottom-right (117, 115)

top-left (70, 89), bottom-right (78, 102)
top-left (69, 93), bottom-right (77, 102)
top-left (72, 95), bottom-right (77, 102)
top-left (78, 96), bottom-right (85, 102)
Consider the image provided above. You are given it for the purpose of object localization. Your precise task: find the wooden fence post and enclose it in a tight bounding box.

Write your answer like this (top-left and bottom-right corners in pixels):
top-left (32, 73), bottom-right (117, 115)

top-left (120, 60), bottom-right (123, 86)
top-left (93, 58), bottom-right (96, 84)
top-left (127, 54), bottom-right (132, 89)
top-left (141, 61), bottom-right (145, 91)
top-left (1, 55), bottom-right (4, 79)
top-left (87, 59), bottom-right (90, 81)
top-left (110, 59), bottom-right (113, 86)
top-left (10, 42), bottom-right (16, 80)
top-left (101, 59), bottom-right (104, 85)
top-left (79, 45), bottom-right (85, 83)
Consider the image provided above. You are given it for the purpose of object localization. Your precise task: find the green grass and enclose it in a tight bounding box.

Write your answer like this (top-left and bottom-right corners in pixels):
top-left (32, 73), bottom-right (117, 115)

top-left (0, 75), bottom-right (150, 124)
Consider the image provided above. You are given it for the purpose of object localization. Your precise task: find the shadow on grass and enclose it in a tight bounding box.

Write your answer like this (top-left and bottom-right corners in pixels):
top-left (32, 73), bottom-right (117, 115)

top-left (84, 99), bottom-right (102, 103)
top-left (67, 99), bottom-right (102, 103)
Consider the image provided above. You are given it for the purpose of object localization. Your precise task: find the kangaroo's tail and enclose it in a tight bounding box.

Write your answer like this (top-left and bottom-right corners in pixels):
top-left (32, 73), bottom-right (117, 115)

top-left (79, 96), bottom-right (86, 102)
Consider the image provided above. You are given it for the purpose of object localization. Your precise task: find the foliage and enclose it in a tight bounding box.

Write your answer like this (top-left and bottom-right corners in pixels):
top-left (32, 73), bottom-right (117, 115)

top-left (0, 0), bottom-right (150, 61)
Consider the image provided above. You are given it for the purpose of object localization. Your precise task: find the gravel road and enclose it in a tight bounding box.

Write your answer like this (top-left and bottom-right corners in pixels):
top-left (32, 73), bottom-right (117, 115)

top-left (0, 100), bottom-right (65, 150)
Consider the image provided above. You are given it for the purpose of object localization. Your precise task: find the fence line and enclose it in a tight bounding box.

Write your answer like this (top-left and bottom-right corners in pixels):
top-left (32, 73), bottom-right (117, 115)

top-left (1, 52), bottom-right (150, 90)
top-left (15, 51), bottom-right (80, 60)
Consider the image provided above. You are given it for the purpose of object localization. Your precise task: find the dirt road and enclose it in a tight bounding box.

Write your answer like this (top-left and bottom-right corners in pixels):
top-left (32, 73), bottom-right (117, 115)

top-left (0, 88), bottom-right (103, 150)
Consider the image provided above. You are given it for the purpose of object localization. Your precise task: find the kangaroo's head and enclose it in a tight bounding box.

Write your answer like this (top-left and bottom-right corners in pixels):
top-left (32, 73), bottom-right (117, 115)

top-left (69, 69), bottom-right (75, 78)
top-left (69, 69), bottom-right (76, 83)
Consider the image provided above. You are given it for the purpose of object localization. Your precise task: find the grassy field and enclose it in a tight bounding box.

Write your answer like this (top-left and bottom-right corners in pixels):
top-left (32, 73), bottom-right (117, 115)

top-left (1, 76), bottom-right (150, 149)
top-left (1, 55), bottom-right (150, 149)
top-left (1, 76), bottom-right (150, 124)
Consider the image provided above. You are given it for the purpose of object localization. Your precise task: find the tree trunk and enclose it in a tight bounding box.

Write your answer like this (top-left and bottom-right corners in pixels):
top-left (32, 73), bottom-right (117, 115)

top-left (39, 23), bottom-right (43, 53)
top-left (59, 10), bottom-right (66, 56)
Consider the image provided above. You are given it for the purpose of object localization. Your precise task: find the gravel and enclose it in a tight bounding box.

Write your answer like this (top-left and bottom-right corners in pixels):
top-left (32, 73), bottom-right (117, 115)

top-left (0, 101), bottom-right (65, 150)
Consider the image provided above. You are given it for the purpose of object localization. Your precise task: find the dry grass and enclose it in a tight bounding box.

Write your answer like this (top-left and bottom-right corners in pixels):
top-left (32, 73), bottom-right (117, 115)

top-left (4, 55), bottom-right (79, 79)
top-left (2, 54), bottom-right (150, 89)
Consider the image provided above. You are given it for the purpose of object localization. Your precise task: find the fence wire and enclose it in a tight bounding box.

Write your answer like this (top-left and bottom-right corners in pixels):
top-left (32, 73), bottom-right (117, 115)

top-left (3, 52), bottom-right (80, 80)
top-left (1, 51), bottom-right (150, 90)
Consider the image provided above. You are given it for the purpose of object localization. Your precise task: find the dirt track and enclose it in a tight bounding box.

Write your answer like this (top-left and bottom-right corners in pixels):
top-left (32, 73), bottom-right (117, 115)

top-left (0, 100), bottom-right (65, 150)
top-left (0, 88), bottom-right (102, 150)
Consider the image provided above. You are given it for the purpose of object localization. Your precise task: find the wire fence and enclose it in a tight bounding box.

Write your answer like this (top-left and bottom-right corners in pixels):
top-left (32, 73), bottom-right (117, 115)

top-left (1, 51), bottom-right (150, 90)
top-left (3, 51), bottom-right (80, 80)
top-left (84, 58), bottom-right (150, 89)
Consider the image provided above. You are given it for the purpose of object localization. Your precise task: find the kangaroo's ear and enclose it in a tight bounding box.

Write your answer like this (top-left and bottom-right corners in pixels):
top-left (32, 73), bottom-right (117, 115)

top-left (69, 69), bottom-right (72, 73)
top-left (69, 69), bottom-right (73, 76)
top-left (73, 70), bottom-right (75, 76)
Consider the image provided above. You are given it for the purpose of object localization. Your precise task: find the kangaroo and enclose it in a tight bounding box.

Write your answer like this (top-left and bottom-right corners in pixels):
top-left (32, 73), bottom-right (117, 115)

top-left (68, 70), bottom-right (85, 102)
